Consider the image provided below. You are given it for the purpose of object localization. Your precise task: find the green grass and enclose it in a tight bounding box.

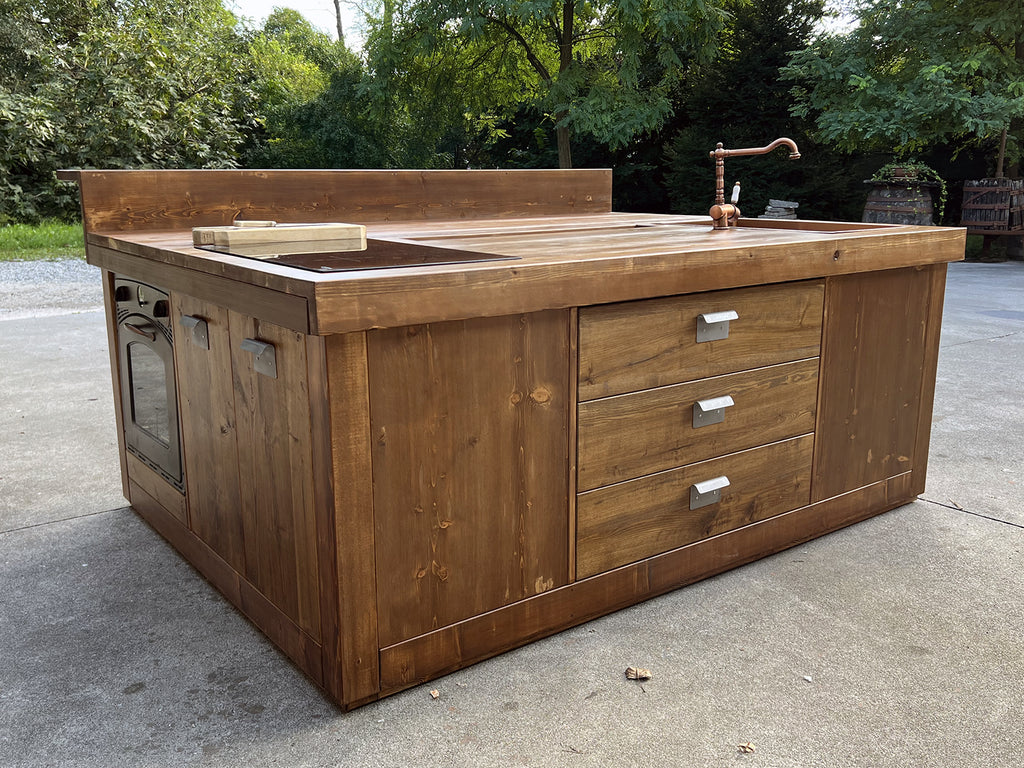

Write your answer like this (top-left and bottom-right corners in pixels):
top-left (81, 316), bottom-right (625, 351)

top-left (0, 220), bottom-right (86, 262)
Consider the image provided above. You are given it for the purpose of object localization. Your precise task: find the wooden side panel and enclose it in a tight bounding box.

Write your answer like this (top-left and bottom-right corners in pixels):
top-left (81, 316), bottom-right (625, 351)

top-left (323, 332), bottom-right (381, 708)
top-left (579, 280), bottom-right (824, 401)
top-left (230, 313), bottom-right (322, 642)
top-left (813, 267), bottom-right (934, 501)
top-left (577, 359), bottom-right (819, 491)
top-left (368, 311), bottom-right (571, 648)
top-left (101, 270), bottom-right (131, 500)
top-left (910, 263), bottom-right (948, 496)
top-left (126, 452), bottom-right (187, 526)
top-left (577, 435), bottom-right (813, 578)
top-left (68, 169), bottom-right (613, 232)
top-left (172, 294), bottom-right (245, 570)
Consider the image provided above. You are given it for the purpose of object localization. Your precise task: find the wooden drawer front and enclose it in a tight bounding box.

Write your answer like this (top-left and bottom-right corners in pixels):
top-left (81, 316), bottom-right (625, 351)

top-left (578, 358), bottom-right (818, 492)
top-left (578, 280), bottom-right (824, 400)
top-left (577, 435), bottom-right (813, 578)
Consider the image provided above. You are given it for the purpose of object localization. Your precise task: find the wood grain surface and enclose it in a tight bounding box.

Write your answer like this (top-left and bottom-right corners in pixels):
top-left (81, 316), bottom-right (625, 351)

top-left (812, 266), bottom-right (935, 501)
top-left (368, 311), bottom-right (572, 647)
top-left (64, 169), bottom-right (612, 231)
top-left (576, 435), bottom-right (814, 577)
top-left (173, 294), bottom-right (246, 571)
top-left (230, 313), bottom-right (322, 641)
top-left (323, 332), bottom-right (381, 707)
top-left (577, 358), bottom-right (819, 491)
top-left (578, 280), bottom-right (824, 400)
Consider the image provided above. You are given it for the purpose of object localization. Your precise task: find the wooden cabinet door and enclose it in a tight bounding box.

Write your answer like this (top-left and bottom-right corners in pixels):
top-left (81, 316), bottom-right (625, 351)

top-left (229, 312), bottom-right (321, 642)
top-left (813, 265), bottom-right (946, 501)
top-left (174, 295), bottom-right (321, 642)
top-left (368, 311), bottom-right (572, 647)
top-left (173, 294), bottom-right (246, 572)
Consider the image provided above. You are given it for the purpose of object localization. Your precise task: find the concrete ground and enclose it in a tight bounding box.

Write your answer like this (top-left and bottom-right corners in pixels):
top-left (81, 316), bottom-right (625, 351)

top-left (1, 259), bottom-right (1022, 768)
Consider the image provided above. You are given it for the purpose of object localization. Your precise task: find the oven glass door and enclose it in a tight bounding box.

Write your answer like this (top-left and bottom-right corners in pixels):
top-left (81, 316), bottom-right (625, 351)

top-left (127, 339), bottom-right (171, 445)
top-left (118, 311), bottom-right (182, 489)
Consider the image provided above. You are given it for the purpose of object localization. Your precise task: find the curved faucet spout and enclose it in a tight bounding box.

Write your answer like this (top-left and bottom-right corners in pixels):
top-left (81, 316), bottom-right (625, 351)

top-left (709, 137), bottom-right (802, 227)
top-left (710, 137), bottom-right (801, 162)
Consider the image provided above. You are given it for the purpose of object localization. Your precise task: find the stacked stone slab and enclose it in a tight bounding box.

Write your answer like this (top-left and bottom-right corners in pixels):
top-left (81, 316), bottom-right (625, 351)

top-left (759, 199), bottom-right (799, 219)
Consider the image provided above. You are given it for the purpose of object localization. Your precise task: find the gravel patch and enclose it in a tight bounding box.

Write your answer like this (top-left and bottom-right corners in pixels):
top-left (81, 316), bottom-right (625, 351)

top-left (0, 260), bottom-right (105, 320)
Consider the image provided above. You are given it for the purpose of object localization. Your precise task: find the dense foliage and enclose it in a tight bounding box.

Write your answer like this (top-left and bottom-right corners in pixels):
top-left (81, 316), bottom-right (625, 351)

top-left (0, 0), bottom-right (259, 221)
top-left (363, 0), bottom-right (730, 168)
top-left (1, 0), bottom-right (1014, 224)
top-left (784, 0), bottom-right (1024, 172)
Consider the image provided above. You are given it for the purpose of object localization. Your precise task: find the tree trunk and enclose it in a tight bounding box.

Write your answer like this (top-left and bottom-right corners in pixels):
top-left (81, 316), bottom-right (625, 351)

top-left (555, 0), bottom-right (575, 169)
top-left (1011, 29), bottom-right (1024, 178)
top-left (556, 123), bottom-right (572, 169)
top-left (333, 0), bottom-right (345, 45)
top-left (996, 128), bottom-right (1007, 178)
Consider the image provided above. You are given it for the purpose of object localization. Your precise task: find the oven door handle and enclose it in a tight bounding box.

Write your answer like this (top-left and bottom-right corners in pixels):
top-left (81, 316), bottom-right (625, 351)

top-left (123, 321), bottom-right (157, 342)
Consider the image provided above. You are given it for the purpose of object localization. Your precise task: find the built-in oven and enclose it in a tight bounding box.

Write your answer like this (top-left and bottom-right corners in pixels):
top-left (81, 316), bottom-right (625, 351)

top-left (114, 277), bottom-right (182, 491)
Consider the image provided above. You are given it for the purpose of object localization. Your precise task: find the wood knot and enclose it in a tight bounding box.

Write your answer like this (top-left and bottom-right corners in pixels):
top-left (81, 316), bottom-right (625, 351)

top-left (530, 387), bottom-right (552, 404)
top-left (510, 391), bottom-right (523, 405)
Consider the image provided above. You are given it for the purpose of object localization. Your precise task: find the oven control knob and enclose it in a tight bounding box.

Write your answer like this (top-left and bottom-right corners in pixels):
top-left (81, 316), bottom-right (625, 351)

top-left (114, 285), bottom-right (132, 303)
top-left (153, 300), bottom-right (170, 318)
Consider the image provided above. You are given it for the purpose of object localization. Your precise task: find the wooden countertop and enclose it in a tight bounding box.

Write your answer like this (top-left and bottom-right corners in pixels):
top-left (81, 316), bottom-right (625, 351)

top-left (86, 212), bottom-right (965, 335)
top-left (66, 169), bottom-right (963, 335)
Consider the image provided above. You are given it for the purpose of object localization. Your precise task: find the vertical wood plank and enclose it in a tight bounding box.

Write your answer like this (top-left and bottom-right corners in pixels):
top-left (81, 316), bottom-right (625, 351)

top-left (909, 263), bottom-right (948, 496)
top-left (173, 294), bottom-right (245, 569)
top-left (368, 311), bottom-right (571, 647)
top-left (567, 307), bottom-right (579, 582)
top-left (324, 332), bottom-right (381, 707)
top-left (305, 335), bottom-right (343, 701)
top-left (100, 269), bottom-right (130, 500)
top-left (813, 267), bottom-right (933, 501)
top-left (231, 312), bottom-right (322, 641)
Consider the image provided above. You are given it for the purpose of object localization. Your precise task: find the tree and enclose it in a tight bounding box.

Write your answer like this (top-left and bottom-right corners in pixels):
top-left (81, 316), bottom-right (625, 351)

top-left (783, 0), bottom-right (1024, 173)
top-left (363, 0), bottom-right (729, 168)
top-left (0, 0), bottom-right (259, 221)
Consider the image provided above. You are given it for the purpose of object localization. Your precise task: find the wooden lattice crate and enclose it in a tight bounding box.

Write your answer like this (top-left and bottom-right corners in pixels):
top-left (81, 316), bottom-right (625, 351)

top-left (961, 178), bottom-right (1024, 232)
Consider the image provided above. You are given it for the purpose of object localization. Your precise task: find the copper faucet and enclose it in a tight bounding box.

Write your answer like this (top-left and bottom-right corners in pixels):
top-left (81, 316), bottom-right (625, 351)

top-left (708, 138), bottom-right (801, 229)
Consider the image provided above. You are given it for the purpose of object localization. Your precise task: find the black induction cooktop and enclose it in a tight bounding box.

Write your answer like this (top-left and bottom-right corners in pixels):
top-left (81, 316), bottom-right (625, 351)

top-left (196, 237), bottom-right (519, 273)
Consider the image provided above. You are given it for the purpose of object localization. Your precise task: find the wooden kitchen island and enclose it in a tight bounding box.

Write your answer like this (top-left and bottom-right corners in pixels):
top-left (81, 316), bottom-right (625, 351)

top-left (61, 169), bottom-right (964, 710)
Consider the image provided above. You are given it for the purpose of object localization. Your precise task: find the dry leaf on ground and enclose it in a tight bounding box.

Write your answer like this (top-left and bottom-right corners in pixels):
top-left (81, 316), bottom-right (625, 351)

top-left (625, 667), bottom-right (652, 680)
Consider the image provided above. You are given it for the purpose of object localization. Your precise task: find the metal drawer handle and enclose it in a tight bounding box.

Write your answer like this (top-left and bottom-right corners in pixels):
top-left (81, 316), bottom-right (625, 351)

top-left (179, 315), bottom-right (209, 350)
top-left (240, 338), bottom-right (278, 379)
top-left (696, 310), bottom-right (739, 343)
top-left (690, 476), bottom-right (730, 510)
top-left (693, 395), bottom-right (735, 428)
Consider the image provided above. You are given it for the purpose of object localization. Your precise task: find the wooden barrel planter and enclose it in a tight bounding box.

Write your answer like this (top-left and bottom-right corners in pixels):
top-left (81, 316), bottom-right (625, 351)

top-left (862, 182), bottom-right (935, 225)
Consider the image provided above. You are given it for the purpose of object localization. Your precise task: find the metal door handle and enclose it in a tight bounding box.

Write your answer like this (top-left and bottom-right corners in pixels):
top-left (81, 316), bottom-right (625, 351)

top-left (179, 315), bottom-right (209, 350)
top-left (690, 476), bottom-right (730, 510)
top-left (241, 338), bottom-right (277, 378)
top-left (123, 321), bottom-right (156, 341)
top-left (693, 395), bottom-right (735, 428)
top-left (696, 310), bottom-right (739, 343)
